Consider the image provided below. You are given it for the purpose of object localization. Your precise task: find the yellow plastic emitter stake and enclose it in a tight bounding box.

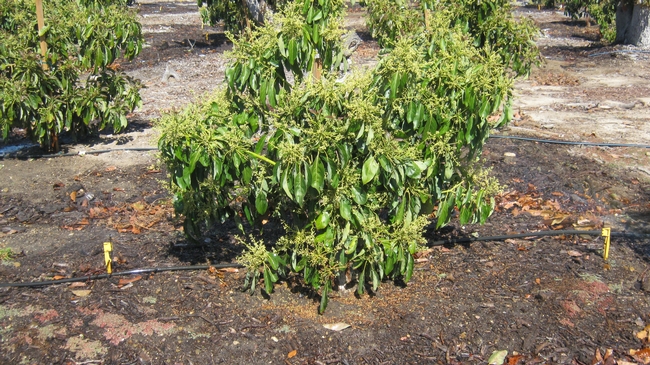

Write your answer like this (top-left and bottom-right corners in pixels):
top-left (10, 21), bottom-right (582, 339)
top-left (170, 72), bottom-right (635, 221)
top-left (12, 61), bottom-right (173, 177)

top-left (103, 242), bottom-right (113, 274)
top-left (602, 228), bottom-right (611, 260)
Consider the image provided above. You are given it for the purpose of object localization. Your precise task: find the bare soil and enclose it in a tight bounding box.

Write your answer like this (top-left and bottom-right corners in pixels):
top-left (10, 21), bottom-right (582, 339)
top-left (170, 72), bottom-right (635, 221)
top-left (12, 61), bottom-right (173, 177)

top-left (1, 3), bottom-right (650, 365)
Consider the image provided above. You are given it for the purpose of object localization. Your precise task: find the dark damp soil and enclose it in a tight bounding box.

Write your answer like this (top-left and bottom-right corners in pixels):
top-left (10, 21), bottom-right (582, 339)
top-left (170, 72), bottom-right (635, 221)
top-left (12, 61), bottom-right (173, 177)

top-left (1, 3), bottom-right (650, 365)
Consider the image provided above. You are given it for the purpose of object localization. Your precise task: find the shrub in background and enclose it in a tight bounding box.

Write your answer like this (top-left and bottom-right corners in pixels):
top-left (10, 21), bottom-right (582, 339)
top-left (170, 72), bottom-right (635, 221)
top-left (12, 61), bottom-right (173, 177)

top-left (0, 0), bottom-right (142, 150)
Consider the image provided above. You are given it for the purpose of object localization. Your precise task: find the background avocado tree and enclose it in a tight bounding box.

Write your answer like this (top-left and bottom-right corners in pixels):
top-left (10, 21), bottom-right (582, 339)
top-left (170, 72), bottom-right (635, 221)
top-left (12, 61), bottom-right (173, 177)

top-left (158, 0), bottom-right (539, 312)
top-left (546, 0), bottom-right (649, 45)
top-left (0, 0), bottom-right (143, 151)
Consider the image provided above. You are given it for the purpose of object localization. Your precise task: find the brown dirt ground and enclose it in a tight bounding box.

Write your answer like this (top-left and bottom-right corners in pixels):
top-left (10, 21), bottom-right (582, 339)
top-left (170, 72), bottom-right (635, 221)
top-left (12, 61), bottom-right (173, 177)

top-left (1, 3), bottom-right (650, 365)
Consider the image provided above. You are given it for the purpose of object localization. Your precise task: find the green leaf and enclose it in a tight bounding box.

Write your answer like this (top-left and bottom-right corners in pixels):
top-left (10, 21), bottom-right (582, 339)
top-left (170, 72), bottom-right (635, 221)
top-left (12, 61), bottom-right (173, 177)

top-left (393, 197), bottom-right (406, 224)
top-left (436, 195), bottom-right (452, 229)
top-left (404, 253), bottom-right (414, 282)
top-left (277, 35), bottom-right (287, 57)
top-left (385, 250), bottom-right (396, 276)
top-left (319, 281), bottom-right (330, 314)
top-left (281, 168), bottom-right (293, 199)
top-left (345, 235), bottom-right (358, 255)
top-left (378, 155), bottom-right (392, 174)
top-left (293, 166), bottom-right (307, 207)
top-left (315, 210), bottom-right (331, 230)
top-left (310, 158), bottom-right (325, 192)
top-left (480, 200), bottom-right (492, 224)
top-left (242, 166), bottom-right (253, 185)
top-left (479, 98), bottom-right (490, 118)
top-left (244, 205), bottom-right (253, 226)
top-left (38, 25), bottom-right (50, 37)
top-left (405, 162), bottom-right (422, 179)
top-left (459, 205), bottom-right (473, 225)
top-left (267, 252), bottom-right (282, 270)
top-left (390, 72), bottom-right (399, 100)
top-left (362, 156), bottom-right (379, 184)
top-left (288, 38), bottom-right (297, 65)
top-left (255, 190), bottom-right (268, 215)
top-left (263, 267), bottom-right (274, 293)
top-left (351, 186), bottom-right (367, 205)
top-left (371, 266), bottom-right (380, 291)
top-left (315, 227), bottom-right (334, 248)
top-left (340, 198), bottom-right (352, 221)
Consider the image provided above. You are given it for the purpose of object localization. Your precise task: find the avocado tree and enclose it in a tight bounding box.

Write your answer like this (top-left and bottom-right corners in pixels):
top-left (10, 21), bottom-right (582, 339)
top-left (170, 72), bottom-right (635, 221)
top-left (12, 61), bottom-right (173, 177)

top-left (0, 0), bottom-right (142, 151)
top-left (198, 0), bottom-right (288, 32)
top-left (562, 0), bottom-right (650, 45)
top-left (158, 0), bottom-right (538, 312)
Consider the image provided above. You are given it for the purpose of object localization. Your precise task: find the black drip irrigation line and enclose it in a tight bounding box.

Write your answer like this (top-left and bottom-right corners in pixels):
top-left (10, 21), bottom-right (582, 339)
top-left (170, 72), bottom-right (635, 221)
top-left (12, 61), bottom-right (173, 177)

top-left (589, 49), bottom-right (650, 58)
top-left (3, 230), bottom-right (650, 288)
top-left (430, 229), bottom-right (650, 246)
top-left (2, 134), bottom-right (649, 160)
top-left (490, 134), bottom-right (650, 149)
top-left (0, 147), bottom-right (159, 159)
top-left (0, 263), bottom-right (243, 288)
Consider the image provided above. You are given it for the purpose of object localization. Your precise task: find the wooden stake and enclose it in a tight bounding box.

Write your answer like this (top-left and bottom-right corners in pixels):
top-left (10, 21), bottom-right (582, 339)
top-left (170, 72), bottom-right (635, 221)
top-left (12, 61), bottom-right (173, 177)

top-left (35, 0), bottom-right (48, 70)
top-left (313, 57), bottom-right (322, 81)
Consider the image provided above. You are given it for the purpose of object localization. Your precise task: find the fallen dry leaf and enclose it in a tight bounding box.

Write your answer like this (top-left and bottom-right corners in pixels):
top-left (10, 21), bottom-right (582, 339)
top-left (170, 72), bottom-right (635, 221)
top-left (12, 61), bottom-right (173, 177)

top-left (507, 354), bottom-right (523, 365)
top-left (323, 323), bottom-right (350, 331)
top-left (52, 275), bottom-right (66, 280)
top-left (105, 166), bottom-right (117, 172)
top-left (118, 275), bottom-right (142, 286)
top-left (218, 267), bottom-right (240, 273)
top-left (603, 349), bottom-right (613, 361)
top-left (113, 187), bottom-right (125, 192)
top-left (287, 350), bottom-right (297, 359)
top-left (488, 350), bottom-right (508, 365)
top-left (70, 191), bottom-right (77, 202)
top-left (131, 202), bottom-right (145, 211)
top-left (567, 250), bottom-right (583, 257)
top-left (632, 348), bottom-right (650, 364)
top-left (593, 348), bottom-right (603, 364)
top-left (68, 282), bottom-right (86, 288)
top-left (53, 182), bottom-right (65, 190)
top-left (71, 290), bottom-right (91, 297)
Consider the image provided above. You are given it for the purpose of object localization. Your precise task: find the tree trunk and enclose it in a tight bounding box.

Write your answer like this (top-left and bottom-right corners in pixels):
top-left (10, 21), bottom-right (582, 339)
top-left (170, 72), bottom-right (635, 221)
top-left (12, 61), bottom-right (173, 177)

top-left (616, 0), bottom-right (650, 47)
top-left (245, 0), bottom-right (270, 24)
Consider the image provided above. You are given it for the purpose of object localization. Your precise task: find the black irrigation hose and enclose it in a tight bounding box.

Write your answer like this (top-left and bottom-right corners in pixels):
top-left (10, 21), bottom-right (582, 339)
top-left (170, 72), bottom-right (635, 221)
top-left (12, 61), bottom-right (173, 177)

top-left (0, 263), bottom-right (243, 288)
top-left (3, 134), bottom-right (649, 160)
top-left (0, 147), bottom-right (159, 159)
top-left (2, 133), bottom-right (649, 160)
top-left (430, 229), bottom-right (650, 246)
top-left (3, 230), bottom-right (650, 288)
top-left (490, 134), bottom-right (650, 148)
top-left (589, 49), bottom-right (650, 57)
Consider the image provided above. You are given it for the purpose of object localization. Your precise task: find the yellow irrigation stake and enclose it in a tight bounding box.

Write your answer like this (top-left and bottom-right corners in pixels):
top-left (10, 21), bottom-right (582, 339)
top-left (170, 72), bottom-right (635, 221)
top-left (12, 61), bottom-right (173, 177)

top-left (602, 228), bottom-right (611, 260)
top-left (103, 242), bottom-right (113, 274)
